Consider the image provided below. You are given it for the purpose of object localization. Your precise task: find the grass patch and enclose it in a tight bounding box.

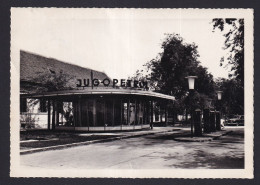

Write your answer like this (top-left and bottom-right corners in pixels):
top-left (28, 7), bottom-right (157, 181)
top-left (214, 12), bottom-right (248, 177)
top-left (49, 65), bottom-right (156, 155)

top-left (20, 130), bottom-right (121, 149)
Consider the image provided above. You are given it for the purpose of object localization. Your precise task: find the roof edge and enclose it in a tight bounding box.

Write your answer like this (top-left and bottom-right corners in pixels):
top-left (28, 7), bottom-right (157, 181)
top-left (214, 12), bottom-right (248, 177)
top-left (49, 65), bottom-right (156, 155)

top-left (20, 50), bottom-right (109, 77)
top-left (21, 89), bottom-right (175, 101)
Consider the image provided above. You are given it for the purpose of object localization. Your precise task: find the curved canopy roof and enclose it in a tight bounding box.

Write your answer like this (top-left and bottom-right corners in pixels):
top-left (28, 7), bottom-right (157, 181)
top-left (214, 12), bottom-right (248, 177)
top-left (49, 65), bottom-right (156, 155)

top-left (22, 88), bottom-right (175, 101)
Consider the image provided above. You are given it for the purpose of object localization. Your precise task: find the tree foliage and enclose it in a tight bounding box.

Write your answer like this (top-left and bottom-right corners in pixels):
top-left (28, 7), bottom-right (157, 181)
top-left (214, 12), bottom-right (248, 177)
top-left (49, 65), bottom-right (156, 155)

top-left (27, 70), bottom-right (75, 117)
top-left (144, 34), bottom-right (215, 98)
top-left (133, 33), bottom-right (216, 112)
top-left (216, 78), bottom-right (244, 115)
top-left (212, 18), bottom-right (244, 86)
top-left (212, 19), bottom-right (244, 115)
top-left (33, 70), bottom-right (75, 92)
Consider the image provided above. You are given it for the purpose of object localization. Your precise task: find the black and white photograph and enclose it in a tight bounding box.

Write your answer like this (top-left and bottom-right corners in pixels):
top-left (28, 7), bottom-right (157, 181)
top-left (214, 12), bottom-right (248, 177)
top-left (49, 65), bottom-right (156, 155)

top-left (10, 8), bottom-right (253, 178)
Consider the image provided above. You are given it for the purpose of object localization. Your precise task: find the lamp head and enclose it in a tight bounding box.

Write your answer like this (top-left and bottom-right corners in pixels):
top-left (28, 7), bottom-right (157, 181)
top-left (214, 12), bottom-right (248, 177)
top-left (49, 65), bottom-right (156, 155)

top-left (185, 76), bottom-right (198, 90)
top-left (216, 91), bottom-right (223, 100)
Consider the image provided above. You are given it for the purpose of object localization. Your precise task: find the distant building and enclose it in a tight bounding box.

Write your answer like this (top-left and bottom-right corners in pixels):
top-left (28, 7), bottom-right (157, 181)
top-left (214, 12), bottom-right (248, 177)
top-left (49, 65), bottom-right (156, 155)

top-left (20, 50), bottom-right (175, 131)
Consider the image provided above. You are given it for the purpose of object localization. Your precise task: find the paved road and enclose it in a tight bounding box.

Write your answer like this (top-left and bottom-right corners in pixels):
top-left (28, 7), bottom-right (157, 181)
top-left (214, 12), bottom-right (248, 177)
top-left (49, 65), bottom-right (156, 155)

top-left (20, 127), bottom-right (244, 169)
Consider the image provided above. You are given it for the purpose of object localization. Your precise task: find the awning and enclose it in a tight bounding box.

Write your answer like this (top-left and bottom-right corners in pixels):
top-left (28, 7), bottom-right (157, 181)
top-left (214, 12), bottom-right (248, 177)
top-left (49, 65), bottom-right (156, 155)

top-left (21, 88), bottom-right (175, 101)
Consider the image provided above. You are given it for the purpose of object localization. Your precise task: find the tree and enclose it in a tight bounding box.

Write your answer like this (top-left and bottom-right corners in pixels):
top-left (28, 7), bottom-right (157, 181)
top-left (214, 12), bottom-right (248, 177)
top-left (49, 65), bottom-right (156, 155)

top-left (216, 78), bottom-right (244, 116)
top-left (134, 33), bottom-right (215, 104)
top-left (145, 34), bottom-right (199, 98)
top-left (132, 33), bottom-right (216, 125)
top-left (212, 19), bottom-right (244, 115)
top-left (33, 70), bottom-right (76, 92)
top-left (27, 69), bottom-right (75, 107)
top-left (28, 70), bottom-right (76, 129)
top-left (212, 18), bottom-right (244, 86)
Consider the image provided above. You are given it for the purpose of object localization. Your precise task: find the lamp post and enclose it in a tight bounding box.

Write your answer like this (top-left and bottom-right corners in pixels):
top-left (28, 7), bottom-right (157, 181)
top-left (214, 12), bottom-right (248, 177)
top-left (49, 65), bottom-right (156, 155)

top-left (203, 98), bottom-right (212, 133)
top-left (216, 91), bottom-right (223, 131)
top-left (185, 76), bottom-right (198, 137)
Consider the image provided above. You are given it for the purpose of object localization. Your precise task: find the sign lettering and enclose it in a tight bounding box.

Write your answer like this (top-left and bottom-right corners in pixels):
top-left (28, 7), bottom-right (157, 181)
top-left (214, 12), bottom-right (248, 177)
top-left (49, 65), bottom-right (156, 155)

top-left (76, 78), bottom-right (148, 89)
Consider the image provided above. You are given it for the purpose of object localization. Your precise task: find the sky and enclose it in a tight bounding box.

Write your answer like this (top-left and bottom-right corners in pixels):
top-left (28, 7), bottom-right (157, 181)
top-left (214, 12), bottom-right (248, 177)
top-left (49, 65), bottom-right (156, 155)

top-left (11, 8), bottom-right (230, 80)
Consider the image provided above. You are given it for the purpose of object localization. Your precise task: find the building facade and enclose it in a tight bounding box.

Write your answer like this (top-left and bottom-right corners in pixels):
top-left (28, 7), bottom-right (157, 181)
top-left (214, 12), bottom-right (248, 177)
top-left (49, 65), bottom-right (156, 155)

top-left (20, 51), bottom-right (175, 131)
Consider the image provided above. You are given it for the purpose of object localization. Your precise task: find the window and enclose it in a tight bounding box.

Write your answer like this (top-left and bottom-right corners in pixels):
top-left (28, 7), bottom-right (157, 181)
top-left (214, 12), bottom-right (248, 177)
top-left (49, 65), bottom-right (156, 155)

top-left (39, 99), bottom-right (47, 112)
top-left (20, 98), bottom-right (27, 112)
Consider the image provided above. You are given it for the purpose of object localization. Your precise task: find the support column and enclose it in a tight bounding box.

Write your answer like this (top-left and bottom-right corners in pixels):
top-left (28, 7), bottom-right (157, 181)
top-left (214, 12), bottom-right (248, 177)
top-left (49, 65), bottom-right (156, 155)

top-left (52, 100), bottom-right (56, 130)
top-left (165, 103), bottom-right (168, 127)
top-left (72, 100), bottom-right (76, 129)
top-left (194, 109), bottom-right (202, 136)
top-left (142, 101), bottom-right (144, 127)
top-left (143, 101), bottom-right (146, 125)
top-left (86, 100), bottom-right (89, 131)
top-left (203, 109), bottom-right (210, 133)
top-left (127, 99), bottom-right (130, 125)
top-left (120, 99), bottom-right (123, 130)
top-left (216, 111), bottom-right (221, 131)
top-left (93, 99), bottom-right (96, 126)
top-left (191, 111), bottom-right (194, 137)
top-left (55, 101), bottom-right (59, 127)
top-left (103, 100), bottom-right (106, 128)
top-left (112, 98), bottom-right (115, 126)
top-left (120, 99), bottom-right (122, 126)
top-left (134, 100), bottom-right (137, 128)
top-left (210, 111), bottom-right (216, 132)
top-left (47, 99), bottom-right (51, 130)
top-left (172, 101), bottom-right (175, 125)
top-left (159, 105), bottom-right (162, 122)
top-left (78, 96), bottom-right (82, 127)
top-left (215, 100), bottom-right (221, 131)
top-left (146, 100), bottom-right (149, 125)
top-left (150, 100), bottom-right (153, 129)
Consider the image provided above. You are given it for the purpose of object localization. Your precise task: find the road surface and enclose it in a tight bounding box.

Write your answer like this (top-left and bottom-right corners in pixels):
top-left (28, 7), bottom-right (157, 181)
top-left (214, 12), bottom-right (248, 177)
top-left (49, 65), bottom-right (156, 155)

top-left (20, 127), bottom-right (244, 169)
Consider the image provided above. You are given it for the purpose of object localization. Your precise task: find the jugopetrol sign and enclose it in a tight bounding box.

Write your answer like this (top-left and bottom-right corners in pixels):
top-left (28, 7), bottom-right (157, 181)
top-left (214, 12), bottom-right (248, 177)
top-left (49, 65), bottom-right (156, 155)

top-left (76, 78), bottom-right (148, 88)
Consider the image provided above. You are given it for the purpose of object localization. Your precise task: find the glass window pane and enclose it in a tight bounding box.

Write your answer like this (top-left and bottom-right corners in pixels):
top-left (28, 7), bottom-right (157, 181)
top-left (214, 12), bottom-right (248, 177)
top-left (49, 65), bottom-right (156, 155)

top-left (20, 97), bottom-right (27, 112)
top-left (81, 99), bottom-right (88, 127)
top-left (114, 99), bottom-right (122, 126)
top-left (87, 99), bottom-right (94, 126)
top-left (129, 100), bottom-right (136, 125)
top-left (123, 101), bottom-right (128, 125)
top-left (105, 99), bottom-right (113, 126)
top-left (96, 98), bottom-right (105, 126)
